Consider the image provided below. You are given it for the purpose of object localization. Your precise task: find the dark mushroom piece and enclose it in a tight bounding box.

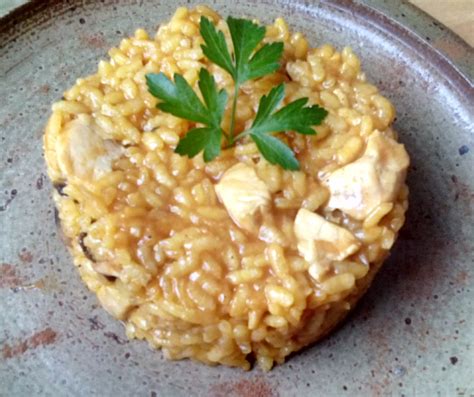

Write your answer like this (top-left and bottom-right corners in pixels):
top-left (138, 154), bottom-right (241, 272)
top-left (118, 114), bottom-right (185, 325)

top-left (78, 232), bottom-right (96, 262)
top-left (53, 181), bottom-right (68, 196)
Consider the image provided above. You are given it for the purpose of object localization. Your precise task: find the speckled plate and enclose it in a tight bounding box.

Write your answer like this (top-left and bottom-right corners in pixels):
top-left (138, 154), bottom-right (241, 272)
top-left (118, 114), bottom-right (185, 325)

top-left (1, 1), bottom-right (473, 396)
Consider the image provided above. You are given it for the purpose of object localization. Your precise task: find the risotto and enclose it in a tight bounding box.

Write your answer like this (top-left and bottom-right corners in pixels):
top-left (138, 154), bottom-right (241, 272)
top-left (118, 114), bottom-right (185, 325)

top-left (43, 6), bottom-right (409, 370)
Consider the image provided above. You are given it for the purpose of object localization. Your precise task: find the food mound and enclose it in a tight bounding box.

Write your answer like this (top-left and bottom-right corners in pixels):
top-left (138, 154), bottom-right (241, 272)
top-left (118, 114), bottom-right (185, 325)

top-left (43, 6), bottom-right (409, 370)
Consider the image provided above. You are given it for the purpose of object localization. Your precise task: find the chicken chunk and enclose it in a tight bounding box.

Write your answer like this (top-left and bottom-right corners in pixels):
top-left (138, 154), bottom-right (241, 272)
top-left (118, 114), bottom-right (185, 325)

top-left (215, 163), bottom-right (271, 231)
top-left (294, 209), bottom-right (360, 280)
top-left (96, 285), bottom-right (132, 320)
top-left (56, 114), bottom-right (123, 181)
top-left (321, 131), bottom-right (409, 220)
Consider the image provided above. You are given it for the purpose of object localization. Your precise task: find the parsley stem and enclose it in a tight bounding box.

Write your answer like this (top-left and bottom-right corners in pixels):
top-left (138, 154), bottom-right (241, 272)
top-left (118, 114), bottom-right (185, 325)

top-left (228, 83), bottom-right (239, 144)
top-left (233, 130), bottom-right (251, 142)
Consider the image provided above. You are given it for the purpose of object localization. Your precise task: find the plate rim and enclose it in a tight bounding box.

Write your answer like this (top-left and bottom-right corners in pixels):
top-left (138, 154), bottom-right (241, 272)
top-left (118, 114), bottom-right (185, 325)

top-left (1, 0), bottom-right (473, 90)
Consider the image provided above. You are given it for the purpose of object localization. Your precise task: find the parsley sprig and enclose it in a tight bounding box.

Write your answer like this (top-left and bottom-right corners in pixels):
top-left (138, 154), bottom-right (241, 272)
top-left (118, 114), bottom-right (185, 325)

top-left (146, 15), bottom-right (328, 170)
top-left (146, 68), bottom-right (227, 161)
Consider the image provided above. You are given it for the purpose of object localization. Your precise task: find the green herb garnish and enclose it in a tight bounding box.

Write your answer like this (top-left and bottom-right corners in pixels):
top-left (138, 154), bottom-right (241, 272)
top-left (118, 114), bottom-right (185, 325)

top-left (146, 16), bottom-right (328, 170)
top-left (146, 68), bottom-right (227, 162)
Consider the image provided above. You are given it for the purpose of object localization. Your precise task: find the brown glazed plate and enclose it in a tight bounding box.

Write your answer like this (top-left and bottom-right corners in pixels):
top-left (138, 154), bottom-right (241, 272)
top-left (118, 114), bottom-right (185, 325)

top-left (0, 1), bottom-right (473, 395)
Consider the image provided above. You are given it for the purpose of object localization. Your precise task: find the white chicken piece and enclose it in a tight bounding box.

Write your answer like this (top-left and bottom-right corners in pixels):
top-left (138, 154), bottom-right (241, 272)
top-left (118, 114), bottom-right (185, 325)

top-left (321, 131), bottom-right (409, 220)
top-left (96, 285), bottom-right (132, 320)
top-left (56, 114), bottom-right (123, 181)
top-left (215, 163), bottom-right (271, 231)
top-left (294, 209), bottom-right (361, 269)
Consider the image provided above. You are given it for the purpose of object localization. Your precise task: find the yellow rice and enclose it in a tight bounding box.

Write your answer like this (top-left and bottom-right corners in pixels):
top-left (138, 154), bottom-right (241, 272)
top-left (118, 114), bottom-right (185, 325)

top-left (43, 6), bottom-right (409, 370)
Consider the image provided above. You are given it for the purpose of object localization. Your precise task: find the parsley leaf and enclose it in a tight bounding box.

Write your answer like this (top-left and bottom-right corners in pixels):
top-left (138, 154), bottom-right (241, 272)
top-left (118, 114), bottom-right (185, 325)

top-left (200, 17), bottom-right (283, 85)
top-left (146, 72), bottom-right (209, 124)
top-left (175, 127), bottom-right (222, 162)
top-left (250, 84), bottom-right (328, 136)
top-left (227, 17), bottom-right (283, 84)
top-left (244, 41), bottom-right (284, 81)
top-left (200, 17), bottom-right (234, 78)
top-left (146, 68), bottom-right (227, 162)
top-left (252, 83), bottom-right (285, 126)
top-left (251, 133), bottom-right (300, 171)
top-left (198, 67), bottom-right (228, 127)
top-left (245, 84), bottom-right (328, 169)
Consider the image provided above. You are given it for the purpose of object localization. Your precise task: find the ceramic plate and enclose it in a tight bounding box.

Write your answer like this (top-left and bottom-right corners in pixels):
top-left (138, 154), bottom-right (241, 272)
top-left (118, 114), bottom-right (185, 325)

top-left (1, 1), bottom-right (473, 395)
